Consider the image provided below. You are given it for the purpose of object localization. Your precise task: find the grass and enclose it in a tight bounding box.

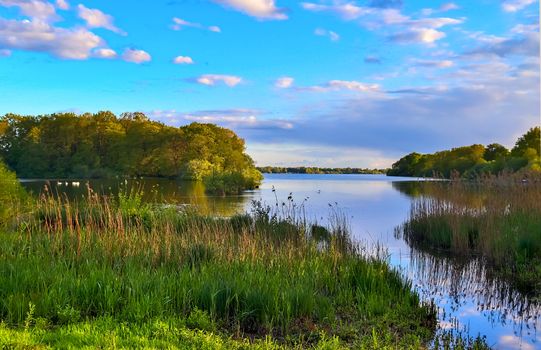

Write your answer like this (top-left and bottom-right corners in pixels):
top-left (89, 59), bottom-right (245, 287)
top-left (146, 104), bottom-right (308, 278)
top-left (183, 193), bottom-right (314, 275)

top-left (398, 171), bottom-right (541, 294)
top-left (0, 183), bottom-right (447, 349)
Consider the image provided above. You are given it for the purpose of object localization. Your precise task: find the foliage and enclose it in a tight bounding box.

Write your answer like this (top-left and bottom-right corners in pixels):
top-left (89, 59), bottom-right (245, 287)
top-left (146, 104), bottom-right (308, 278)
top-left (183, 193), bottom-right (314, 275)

top-left (204, 169), bottom-right (263, 195)
top-left (0, 159), bottom-right (26, 227)
top-left (0, 111), bottom-right (262, 191)
top-left (388, 127), bottom-right (541, 178)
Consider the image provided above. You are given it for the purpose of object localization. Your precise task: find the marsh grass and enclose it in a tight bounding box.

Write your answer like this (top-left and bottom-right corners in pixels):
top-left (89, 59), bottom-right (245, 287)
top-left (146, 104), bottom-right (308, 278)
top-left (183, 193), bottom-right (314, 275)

top-left (0, 184), bottom-right (439, 348)
top-left (399, 171), bottom-right (541, 293)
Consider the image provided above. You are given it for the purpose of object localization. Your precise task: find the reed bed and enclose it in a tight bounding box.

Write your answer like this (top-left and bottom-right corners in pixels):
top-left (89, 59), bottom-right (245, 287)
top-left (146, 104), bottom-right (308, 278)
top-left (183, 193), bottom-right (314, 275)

top-left (0, 184), bottom-right (439, 348)
top-left (400, 172), bottom-right (541, 294)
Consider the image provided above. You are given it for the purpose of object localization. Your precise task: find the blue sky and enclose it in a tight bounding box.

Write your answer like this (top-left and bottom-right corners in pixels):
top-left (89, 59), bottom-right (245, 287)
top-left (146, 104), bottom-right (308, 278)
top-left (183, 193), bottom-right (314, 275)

top-left (0, 0), bottom-right (539, 167)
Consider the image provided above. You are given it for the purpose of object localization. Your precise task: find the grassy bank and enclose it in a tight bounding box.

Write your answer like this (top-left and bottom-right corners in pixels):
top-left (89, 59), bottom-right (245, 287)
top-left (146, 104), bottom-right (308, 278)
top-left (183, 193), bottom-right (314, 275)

top-left (399, 172), bottom-right (541, 294)
top-left (0, 183), bottom-right (442, 349)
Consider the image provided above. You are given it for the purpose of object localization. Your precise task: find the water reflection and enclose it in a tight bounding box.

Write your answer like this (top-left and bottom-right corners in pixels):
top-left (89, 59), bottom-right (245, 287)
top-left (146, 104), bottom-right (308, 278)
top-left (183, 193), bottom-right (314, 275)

top-left (20, 178), bottom-right (249, 216)
top-left (406, 249), bottom-right (539, 342)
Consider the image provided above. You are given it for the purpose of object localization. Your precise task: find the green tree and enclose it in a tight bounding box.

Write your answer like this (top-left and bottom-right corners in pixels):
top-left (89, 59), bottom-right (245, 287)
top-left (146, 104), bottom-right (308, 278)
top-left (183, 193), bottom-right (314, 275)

top-left (484, 143), bottom-right (509, 161)
top-left (512, 127), bottom-right (540, 157)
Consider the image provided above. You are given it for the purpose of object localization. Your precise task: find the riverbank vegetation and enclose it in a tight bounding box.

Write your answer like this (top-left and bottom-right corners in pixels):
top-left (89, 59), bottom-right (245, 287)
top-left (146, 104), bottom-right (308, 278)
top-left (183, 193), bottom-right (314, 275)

top-left (398, 172), bottom-right (541, 294)
top-left (0, 162), bottom-right (450, 349)
top-left (0, 112), bottom-right (262, 192)
top-left (388, 127), bottom-right (540, 178)
top-left (258, 167), bottom-right (387, 175)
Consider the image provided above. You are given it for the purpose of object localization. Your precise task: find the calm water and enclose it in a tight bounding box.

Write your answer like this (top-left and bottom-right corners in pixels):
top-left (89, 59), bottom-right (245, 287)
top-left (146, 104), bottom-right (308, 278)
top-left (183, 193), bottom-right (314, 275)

top-left (21, 174), bottom-right (540, 349)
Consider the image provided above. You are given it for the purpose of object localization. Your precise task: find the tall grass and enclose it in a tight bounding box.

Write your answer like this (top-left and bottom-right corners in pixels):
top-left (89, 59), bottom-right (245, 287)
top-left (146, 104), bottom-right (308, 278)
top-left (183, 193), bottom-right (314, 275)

top-left (0, 184), bottom-right (437, 348)
top-left (399, 171), bottom-right (541, 293)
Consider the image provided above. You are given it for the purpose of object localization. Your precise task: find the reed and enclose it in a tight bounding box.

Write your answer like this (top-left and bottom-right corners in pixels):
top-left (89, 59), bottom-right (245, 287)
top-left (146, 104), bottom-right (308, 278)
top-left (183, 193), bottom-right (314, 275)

top-left (0, 184), bottom-right (440, 348)
top-left (400, 171), bottom-right (541, 293)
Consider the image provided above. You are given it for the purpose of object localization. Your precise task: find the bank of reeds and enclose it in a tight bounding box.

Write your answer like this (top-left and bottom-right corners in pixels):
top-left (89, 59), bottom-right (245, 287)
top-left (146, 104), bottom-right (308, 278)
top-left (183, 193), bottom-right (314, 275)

top-left (400, 171), bottom-right (541, 293)
top-left (0, 184), bottom-right (438, 348)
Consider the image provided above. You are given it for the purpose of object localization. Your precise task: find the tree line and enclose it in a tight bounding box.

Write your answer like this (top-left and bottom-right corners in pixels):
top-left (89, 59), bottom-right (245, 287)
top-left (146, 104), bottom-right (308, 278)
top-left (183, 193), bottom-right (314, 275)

top-left (387, 127), bottom-right (541, 177)
top-left (0, 111), bottom-right (262, 191)
top-left (257, 166), bottom-right (387, 174)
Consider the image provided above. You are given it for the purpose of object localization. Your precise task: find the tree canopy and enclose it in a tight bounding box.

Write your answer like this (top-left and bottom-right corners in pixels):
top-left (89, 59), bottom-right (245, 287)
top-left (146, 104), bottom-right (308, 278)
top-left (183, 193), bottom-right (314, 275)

top-left (388, 127), bottom-right (541, 177)
top-left (0, 112), bottom-right (262, 191)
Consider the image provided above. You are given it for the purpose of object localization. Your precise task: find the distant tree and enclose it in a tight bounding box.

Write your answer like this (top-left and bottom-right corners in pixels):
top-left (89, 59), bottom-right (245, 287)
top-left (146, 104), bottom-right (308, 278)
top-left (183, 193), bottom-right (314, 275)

top-left (484, 143), bottom-right (509, 161)
top-left (512, 127), bottom-right (540, 157)
top-left (388, 127), bottom-right (540, 178)
top-left (0, 112), bottom-right (262, 192)
top-left (388, 152), bottom-right (422, 176)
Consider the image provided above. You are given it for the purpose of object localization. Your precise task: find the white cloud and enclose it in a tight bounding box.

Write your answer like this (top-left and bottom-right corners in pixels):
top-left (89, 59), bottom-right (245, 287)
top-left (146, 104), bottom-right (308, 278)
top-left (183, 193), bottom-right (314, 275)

top-left (327, 80), bottom-right (380, 92)
top-left (171, 17), bottom-right (221, 33)
top-left (275, 76), bottom-right (294, 88)
top-left (195, 74), bottom-right (242, 87)
top-left (301, 2), bottom-right (371, 20)
top-left (0, 0), bottom-right (57, 21)
top-left (466, 31), bottom-right (539, 58)
top-left (184, 114), bottom-right (293, 129)
top-left (149, 109), bottom-right (293, 130)
top-left (502, 0), bottom-right (536, 12)
top-left (389, 28), bottom-right (446, 44)
top-left (213, 0), bottom-right (287, 20)
top-left (314, 28), bottom-right (340, 41)
top-left (423, 2), bottom-right (460, 15)
top-left (173, 55), bottom-right (194, 64)
top-left (122, 48), bottom-right (151, 63)
top-left (511, 23), bottom-right (539, 34)
top-left (440, 2), bottom-right (459, 11)
top-left (93, 48), bottom-right (116, 59)
top-left (0, 17), bottom-right (104, 59)
top-left (56, 0), bottom-right (68, 10)
top-left (302, 80), bottom-right (381, 93)
top-left (302, 3), bottom-right (462, 45)
top-left (77, 4), bottom-right (125, 35)
top-left (413, 59), bottom-right (454, 68)
top-left (410, 17), bottom-right (463, 28)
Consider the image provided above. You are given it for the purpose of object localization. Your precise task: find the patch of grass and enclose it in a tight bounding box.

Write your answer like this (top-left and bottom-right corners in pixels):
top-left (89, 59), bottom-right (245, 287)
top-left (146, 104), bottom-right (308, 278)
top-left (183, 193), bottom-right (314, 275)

top-left (399, 172), bottom-right (541, 294)
top-left (0, 185), bottom-right (445, 348)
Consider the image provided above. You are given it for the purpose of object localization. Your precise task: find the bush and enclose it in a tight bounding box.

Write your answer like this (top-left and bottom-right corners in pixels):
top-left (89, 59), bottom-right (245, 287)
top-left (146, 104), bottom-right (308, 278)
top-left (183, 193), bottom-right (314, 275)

top-left (0, 160), bottom-right (26, 227)
top-left (204, 170), bottom-right (263, 195)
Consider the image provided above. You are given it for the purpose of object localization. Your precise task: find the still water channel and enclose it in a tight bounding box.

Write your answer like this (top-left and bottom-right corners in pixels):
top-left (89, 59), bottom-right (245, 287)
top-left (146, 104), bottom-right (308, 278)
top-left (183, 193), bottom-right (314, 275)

top-left (21, 174), bottom-right (540, 349)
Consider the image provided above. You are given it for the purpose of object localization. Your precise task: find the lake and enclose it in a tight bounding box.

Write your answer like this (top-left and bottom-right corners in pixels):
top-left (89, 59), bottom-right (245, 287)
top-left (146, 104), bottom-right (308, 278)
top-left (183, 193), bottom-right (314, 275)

top-left (21, 173), bottom-right (540, 349)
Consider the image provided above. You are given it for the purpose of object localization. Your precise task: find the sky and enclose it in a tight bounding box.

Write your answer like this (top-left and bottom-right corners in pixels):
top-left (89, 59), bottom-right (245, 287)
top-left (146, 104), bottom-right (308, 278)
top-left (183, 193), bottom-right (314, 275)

top-left (0, 0), bottom-right (539, 167)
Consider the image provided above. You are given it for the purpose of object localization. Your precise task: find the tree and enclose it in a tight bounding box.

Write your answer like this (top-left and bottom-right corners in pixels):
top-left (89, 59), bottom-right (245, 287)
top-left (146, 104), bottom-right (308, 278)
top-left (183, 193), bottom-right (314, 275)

top-left (484, 143), bottom-right (509, 161)
top-left (512, 127), bottom-right (540, 157)
top-left (0, 111), bottom-right (262, 192)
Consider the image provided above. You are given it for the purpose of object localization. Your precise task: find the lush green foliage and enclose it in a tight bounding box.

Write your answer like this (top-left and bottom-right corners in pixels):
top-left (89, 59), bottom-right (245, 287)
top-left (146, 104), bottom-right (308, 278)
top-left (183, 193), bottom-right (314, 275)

top-left (258, 167), bottom-right (387, 175)
top-left (204, 169), bottom-right (263, 195)
top-left (398, 173), bottom-right (541, 293)
top-left (388, 127), bottom-right (540, 177)
top-left (0, 112), bottom-right (262, 190)
top-left (0, 184), bottom-right (440, 348)
top-left (0, 160), bottom-right (26, 227)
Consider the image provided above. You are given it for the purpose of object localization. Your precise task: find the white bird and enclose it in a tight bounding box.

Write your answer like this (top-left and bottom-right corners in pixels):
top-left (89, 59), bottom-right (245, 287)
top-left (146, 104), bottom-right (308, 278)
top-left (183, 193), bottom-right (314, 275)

top-left (57, 181), bottom-right (62, 186)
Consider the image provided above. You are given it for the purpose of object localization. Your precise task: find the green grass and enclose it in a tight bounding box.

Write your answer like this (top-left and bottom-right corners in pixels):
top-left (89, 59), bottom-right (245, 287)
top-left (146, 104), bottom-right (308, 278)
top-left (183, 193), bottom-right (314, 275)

top-left (0, 184), bottom-right (443, 349)
top-left (399, 173), bottom-right (541, 293)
